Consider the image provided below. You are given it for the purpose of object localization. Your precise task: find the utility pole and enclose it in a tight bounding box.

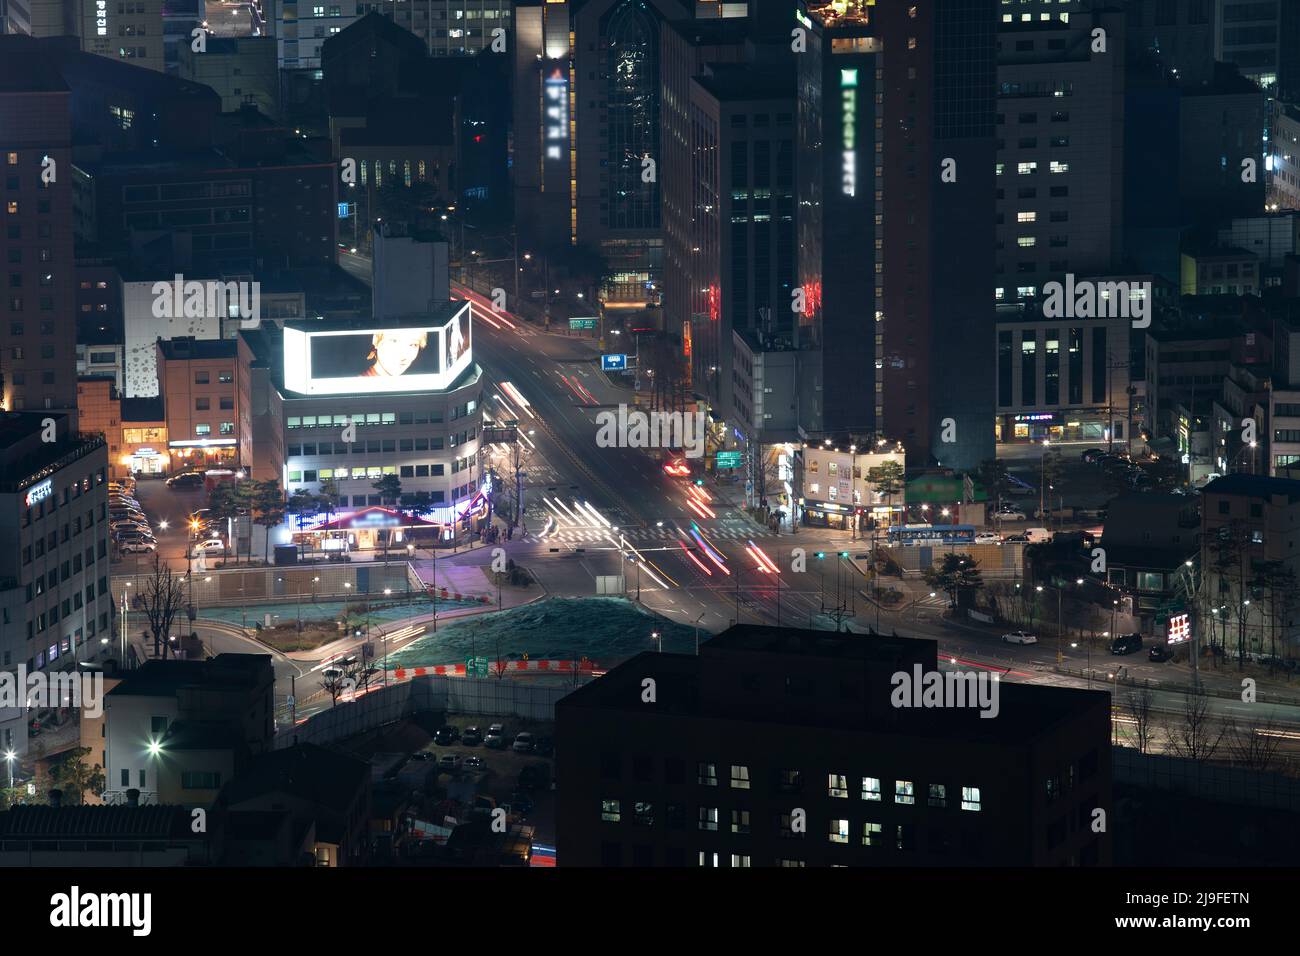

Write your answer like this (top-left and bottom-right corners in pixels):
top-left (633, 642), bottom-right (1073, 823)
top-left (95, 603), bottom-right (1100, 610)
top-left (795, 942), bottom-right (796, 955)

top-left (512, 226), bottom-right (519, 310)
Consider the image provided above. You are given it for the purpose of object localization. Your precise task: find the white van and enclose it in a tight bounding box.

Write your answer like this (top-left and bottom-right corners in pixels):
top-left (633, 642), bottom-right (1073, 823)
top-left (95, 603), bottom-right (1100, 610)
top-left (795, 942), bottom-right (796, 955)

top-left (1024, 527), bottom-right (1053, 544)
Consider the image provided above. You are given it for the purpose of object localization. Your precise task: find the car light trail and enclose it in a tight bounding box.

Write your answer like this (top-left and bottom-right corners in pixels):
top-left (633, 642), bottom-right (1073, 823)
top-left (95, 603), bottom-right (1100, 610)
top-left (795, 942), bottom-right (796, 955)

top-left (688, 523), bottom-right (729, 574)
top-left (577, 500), bottom-right (613, 529)
top-left (678, 539), bottom-right (713, 575)
top-left (685, 485), bottom-right (716, 518)
top-left (747, 541), bottom-right (779, 574)
top-left (541, 498), bottom-right (571, 527)
top-left (572, 377), bottom-right (600, 404)
top-left (499, 381), bottom-right (535, 417)
top-left (684, 495), bottom-right (712, 520)
top-left (452, 281), bottom-right (518, 331)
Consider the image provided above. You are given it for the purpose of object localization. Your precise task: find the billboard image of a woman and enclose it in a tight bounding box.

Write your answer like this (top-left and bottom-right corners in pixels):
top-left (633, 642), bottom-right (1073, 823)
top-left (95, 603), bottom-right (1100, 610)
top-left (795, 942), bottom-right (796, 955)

top-left (362, 330), bottom-right (429, 378)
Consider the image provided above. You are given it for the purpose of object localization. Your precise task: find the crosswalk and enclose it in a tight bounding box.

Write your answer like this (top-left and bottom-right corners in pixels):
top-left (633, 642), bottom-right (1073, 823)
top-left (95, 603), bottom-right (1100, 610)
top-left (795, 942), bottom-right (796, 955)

top-left (536, 523), bottom-right (781, 545)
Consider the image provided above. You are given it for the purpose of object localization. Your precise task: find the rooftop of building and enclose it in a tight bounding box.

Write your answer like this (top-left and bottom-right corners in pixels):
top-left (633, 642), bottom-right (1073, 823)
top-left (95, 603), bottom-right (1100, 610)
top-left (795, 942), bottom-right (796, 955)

top-left (0, 37), bottom-right (70, 94)
top-left (1183, 246), bottom-right (1257, 261)
top-left (201, 35), bottom-right (277, 56)
top-left (160, 719), bottom-right (246, 752)
top-left (1146, 322), bottom-right (1243, 343)
top-left (106, 653), bottom-right (271, 698)
top-left (560, 626), bottom-right (1108, 744)
top-left (694, 62), bottom-right (796, 102)
top-left (217, 743), bottom-right (368, 815)
top-left (0, 34), bottom-right (215, 103)
top-left (282, 302), bottom-right (467, 334)
top-left (0, 414), bottom-right (106, 486)
top-left (1202, 473), bottom-right (1300, 503)
top-left (0, 804), bottom-right (196, 840)
top-left (338, 97), bottom-right (456, 148)
top-left (157, 337), bottom-right (238, 361)
top-left (120, 397), bottom-right (166, 423)
top-left (223, 808), bottom-right (293, 842)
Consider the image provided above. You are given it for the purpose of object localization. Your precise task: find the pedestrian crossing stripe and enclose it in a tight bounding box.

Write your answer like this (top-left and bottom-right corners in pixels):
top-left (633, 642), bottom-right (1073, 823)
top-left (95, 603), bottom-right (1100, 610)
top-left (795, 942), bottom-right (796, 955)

top-left (540, 526), bottom-right (779, 543)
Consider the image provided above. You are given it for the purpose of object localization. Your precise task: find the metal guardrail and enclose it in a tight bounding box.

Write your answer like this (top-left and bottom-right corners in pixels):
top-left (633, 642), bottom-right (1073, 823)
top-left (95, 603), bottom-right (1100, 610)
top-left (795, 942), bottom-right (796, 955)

top-left (1053, 663), bottom-right (1300, 707)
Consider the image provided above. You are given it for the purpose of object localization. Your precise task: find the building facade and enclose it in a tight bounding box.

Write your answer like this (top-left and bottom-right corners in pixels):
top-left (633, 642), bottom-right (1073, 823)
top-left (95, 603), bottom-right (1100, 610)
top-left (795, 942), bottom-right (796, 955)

top-left (557, 625), bottom-right (1113, 867)
top-left (0, 414), bottom-right (112, 763)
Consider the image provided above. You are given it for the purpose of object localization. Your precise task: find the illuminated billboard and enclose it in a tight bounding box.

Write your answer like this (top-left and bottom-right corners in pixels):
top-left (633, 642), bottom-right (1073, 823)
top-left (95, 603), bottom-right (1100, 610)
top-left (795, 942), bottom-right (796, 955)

top-left (283, 305), bottom-right (472, 395)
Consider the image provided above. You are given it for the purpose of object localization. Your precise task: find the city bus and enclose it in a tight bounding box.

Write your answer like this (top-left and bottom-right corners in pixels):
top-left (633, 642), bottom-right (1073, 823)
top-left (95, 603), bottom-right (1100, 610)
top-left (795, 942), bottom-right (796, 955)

top-left (886, 524), bottom-right (976, 546)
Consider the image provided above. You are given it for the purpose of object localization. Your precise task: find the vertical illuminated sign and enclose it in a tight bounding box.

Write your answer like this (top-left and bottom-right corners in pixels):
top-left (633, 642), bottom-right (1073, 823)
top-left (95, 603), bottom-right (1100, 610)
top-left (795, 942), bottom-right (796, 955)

top-left (96, 0), bottom-right (108, 35)
top-left (841, 69), bottom-right (857, 197)
top-left (1168, 613), bottom-right (1190, 645)
top-left (544, 67), bottom-right (567, 161)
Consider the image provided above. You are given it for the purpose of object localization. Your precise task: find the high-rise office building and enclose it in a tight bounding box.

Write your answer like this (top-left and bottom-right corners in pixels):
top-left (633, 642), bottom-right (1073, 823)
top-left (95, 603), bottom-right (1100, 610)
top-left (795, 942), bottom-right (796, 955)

top-left (0, 39), bottom-right (79, 417)
top-left (797, 0), bottom-right (995, 469)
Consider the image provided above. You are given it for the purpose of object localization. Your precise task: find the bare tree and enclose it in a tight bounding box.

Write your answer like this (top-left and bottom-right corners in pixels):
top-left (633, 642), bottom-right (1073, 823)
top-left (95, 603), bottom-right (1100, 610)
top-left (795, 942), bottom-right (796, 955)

top-left (1125, 685), bottom-right (1157, 754)
top-left (320, 658), bottom-right (362, 707)
top-left (1223, 710), bottom-right (1286, 773)
top-left (1163, 687), bottom-right (1228, 763)
top-left (140, 554), bottom-right (187, 659)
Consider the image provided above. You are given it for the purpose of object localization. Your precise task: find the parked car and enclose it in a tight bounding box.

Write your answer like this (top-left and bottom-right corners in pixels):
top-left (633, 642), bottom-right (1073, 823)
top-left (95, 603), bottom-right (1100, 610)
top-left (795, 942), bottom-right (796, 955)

top-left (437, 754), bottom-right (462, 772)
top-left (509, 792), bottom-right (535, 815)
top-left (512, 732), bottom-right (535, 754)
top-left (410, 751), bottom-right (435, 762)
top-left (1148, 644), bottom-right (1173, 662)
top-left (533, 736), bottom-right (554, 757)
top-left (113, 529), bottom-right (155, 543)
top-left (974, 532), bottom-right (1002, 546)
top-left (1004, 475), bottom-right (1036, 496)
top-left (994, 506), bottom-right (1027, 521)
top-left (517, 763), bottom-right (552, 791)
top-left (1110, 633), bottom-right (1143, 655)
top-left (433, 725), bottom-right (459, 746)
top-left (111, 522), bottom-right (152, 536)
top-left (1003, 532), bottom-right (1029, 543)
top-left (1080, 448), bottom-right (1106, 463)
top-left (461, 726), bottom-right (483, 746)
top-left (464, 756), bottom-right (484, 770)
top-left (166, 472), bottom-right (205, 489)
top-left (120, 539), bottom-right (157, 554)
top-left (484, 723), bottom-right (507, 749)
top-left (193, 538), bottom-right (225, 554)
top-left (1001, 631), bottom-right (1038, 645)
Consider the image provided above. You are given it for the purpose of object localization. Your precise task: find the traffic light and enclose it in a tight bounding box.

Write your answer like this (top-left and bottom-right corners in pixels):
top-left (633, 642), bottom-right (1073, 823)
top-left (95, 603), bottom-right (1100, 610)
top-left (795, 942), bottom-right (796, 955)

top-left (816, 552), bottom-right (825, 560)
top-left (839, 552), bottom-right (849, 558)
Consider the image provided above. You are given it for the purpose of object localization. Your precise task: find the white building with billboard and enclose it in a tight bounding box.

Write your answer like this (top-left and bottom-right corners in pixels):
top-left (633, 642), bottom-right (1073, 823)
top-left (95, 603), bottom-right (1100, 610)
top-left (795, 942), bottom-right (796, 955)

top-left (275, 304), bottom-right (486, 552)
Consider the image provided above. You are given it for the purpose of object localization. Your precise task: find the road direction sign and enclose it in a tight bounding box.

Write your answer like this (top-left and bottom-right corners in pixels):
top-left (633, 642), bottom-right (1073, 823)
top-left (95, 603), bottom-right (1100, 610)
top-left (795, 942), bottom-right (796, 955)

top-left (569, 317), bottom-right (598, 330)
top-left (716, 451), bottom-right (742, 469)
top-left (601, 353), bottom-right (627, 371)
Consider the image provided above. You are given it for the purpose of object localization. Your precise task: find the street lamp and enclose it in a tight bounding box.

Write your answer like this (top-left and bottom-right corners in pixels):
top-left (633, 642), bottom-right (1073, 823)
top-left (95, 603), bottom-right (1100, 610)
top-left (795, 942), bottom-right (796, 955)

top-left (651, 630), bottom-right (662, 653)
top-left (3, 749), bottom-right (14, 792)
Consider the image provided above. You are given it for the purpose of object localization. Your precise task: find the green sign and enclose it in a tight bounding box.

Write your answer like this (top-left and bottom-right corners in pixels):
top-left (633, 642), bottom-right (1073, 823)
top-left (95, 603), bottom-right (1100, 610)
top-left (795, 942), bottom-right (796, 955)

top-left (466, 657), bottom-right (490, 677)
top-left (569, 317), bottom-right (597, 330)
top-left (716, 451), bottom-right (742, 469)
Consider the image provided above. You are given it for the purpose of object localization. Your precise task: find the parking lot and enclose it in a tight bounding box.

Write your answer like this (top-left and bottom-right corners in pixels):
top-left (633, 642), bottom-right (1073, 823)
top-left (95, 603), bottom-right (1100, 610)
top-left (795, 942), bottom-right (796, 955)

top-left (111, 477), bottom-right (212, 571)
top-left (411, 714), bottom-right (557, 845)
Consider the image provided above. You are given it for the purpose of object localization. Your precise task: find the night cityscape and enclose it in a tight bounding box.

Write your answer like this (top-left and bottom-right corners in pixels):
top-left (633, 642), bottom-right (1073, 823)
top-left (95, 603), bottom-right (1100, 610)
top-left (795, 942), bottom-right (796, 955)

top-left (0, 0), bottom-right (1291, 932)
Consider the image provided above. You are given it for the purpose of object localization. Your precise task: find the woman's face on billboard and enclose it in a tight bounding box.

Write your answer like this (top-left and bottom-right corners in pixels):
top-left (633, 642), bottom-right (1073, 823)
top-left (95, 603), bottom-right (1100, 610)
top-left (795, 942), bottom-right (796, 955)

top-left (370, 331), bottom-right (427, 376)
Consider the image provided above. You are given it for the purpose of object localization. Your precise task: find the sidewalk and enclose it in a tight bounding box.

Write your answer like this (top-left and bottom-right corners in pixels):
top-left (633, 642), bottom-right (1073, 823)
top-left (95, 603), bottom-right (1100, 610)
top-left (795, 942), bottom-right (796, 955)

top-left (289, 578), bottom-right (546, 664)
